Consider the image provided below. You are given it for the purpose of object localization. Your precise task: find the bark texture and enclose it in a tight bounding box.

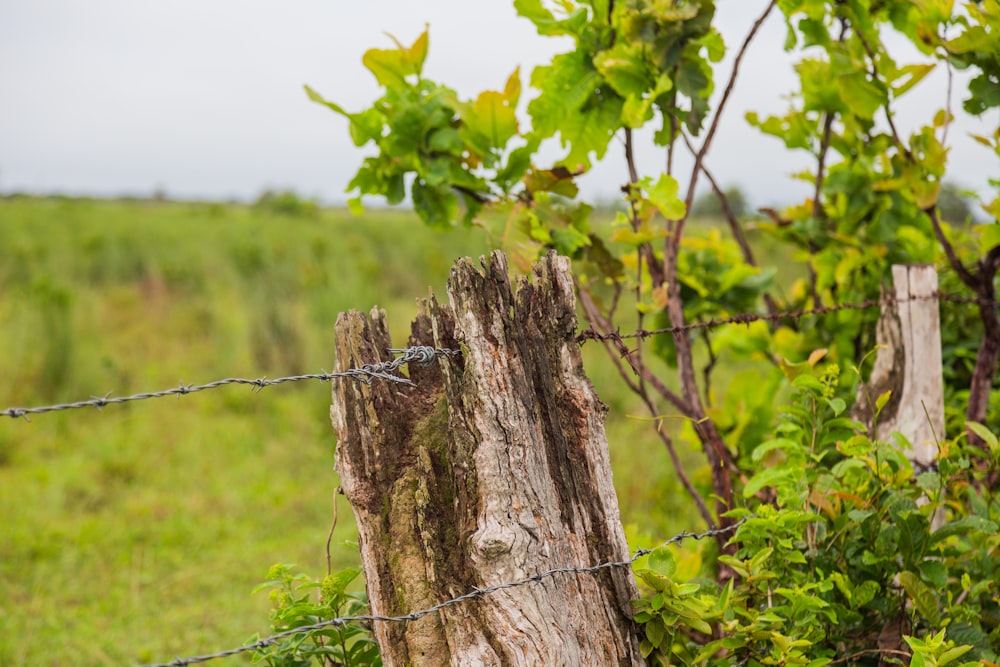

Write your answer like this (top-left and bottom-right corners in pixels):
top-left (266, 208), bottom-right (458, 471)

top-left (330, 250), bottom-right (644, 667)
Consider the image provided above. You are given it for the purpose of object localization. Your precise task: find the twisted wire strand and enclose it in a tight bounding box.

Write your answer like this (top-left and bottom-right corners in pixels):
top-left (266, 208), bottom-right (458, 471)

top-left (1, 346), bottom-right (458, 420)
top-left (137, 518), bottom-right (747, 667)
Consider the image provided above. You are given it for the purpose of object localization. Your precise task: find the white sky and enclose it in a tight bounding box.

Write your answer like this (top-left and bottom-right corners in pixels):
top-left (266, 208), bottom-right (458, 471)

top-left (0, 1), bottom-right (995, 209)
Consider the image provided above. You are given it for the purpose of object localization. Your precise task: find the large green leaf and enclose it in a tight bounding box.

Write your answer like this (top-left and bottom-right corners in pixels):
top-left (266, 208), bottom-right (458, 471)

top-left (898, 570), bottom-right (941, 626)
top-left (645, 174), bottom-right (686, 219)
top-left (837, 71), bottom-right (886, 119)
top-left (529, 50), bottom-right (604, 139)
top-left (556, 95), bottom-right (623, 169)
top-left (462, 90), bottom-right (518, 150)
top-left (593, 42), bottom-right (651, 98)
top-left (411, 180), bottom-right (458, 229)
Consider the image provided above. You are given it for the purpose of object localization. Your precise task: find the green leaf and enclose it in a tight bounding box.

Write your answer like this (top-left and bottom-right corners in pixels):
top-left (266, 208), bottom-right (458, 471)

top-left (826, 397), bottom-right (846, 416)
top-left (937, 645), bottom-right (972, 667)
top-left (791, 374), bottom-right (825, 392)
top-left (875, 390), bottom-right (892, 414)
top-left (892, 63), bottom-right (935, 97)
top-left (751, 438), bottom-right (802, 463)
top-left (496, 141), bottom-right (537, 191)
top-left (551, 226), bottom-right (591, 256)
top-left (593, 42), bottom-right (651, 98)
top-left (648, 546), bottom-right (677, 578)
top-left (931, 515), bottom-right (999, 543)
top-left (977, 225), bottom-right (1000, 257)
top-left (514, 0), bottom-right (588, 36)
top-left (699, 27), bottom-right (726, 63)
top-left (917, 560), bottom-right (947, 589)
top-left (362, 28), bottom-right (429, 87)
top-left (645, 615), bottom-right (666, 648)
top-left (529, 50), bottom-right (622, 169)
top-left (529, 50), bottom-right (602, 139)
top-left (322, 567), bottom-right (361, 597)
top-left (837, 71), bottom-right (885, 119)
top-left (743, 467), bottom-right (796, 497)
top-left (853, 580), bottom-right (880, 608)
top-left (461, 89), bottom-right (519, 150)
top-left (557, 97), bottom-right (623, 169)
top-left (645, 174), bottom-right (686, 220)
top-left (686, 616), bottom-right (713, 635)
top-left (304, 84), bottom-right (350, 117)
top-left (412, 180), bottom-right (458, 229)
top-left (899, 570), bottom-right (940, 626)
top-left (637, 569), bottom-right (671, 592)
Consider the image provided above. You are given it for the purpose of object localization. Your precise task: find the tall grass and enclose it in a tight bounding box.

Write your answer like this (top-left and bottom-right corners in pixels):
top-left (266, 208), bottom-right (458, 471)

top-left (0, 196), bottom-right (710, 665)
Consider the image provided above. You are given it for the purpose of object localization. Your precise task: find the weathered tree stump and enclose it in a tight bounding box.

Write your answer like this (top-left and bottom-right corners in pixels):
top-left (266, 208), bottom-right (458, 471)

top-left (330, 250), bottom-right (644, 666)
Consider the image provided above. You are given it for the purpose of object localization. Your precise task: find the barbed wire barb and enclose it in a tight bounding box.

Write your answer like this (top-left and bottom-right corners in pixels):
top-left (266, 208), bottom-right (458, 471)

top-left (136, 518), bottom-right (747, 667)
top-left (1, 346), bottom-right (458, 420)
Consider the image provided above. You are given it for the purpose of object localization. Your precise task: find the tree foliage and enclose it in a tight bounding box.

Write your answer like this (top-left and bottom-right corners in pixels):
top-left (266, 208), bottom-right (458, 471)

top-left (309, 0), bottom-right (1000, 663)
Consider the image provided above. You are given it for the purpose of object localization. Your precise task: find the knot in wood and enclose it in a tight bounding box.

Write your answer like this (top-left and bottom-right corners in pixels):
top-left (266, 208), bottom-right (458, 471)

top-left (471, 522), bottom-right (517, 560)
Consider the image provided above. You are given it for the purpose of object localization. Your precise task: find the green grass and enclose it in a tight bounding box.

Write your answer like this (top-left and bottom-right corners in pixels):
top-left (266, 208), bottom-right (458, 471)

top-left (0, 196), bottom-right (724, 665)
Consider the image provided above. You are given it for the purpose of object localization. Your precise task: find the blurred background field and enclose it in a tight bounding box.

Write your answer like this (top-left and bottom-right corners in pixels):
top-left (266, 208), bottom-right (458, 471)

top-left (1, 195), bottom-right (726, 665)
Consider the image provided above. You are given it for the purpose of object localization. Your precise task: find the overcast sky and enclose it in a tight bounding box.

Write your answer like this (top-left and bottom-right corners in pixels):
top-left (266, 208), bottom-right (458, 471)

top-left (0, 1), bottom-right (995, 209)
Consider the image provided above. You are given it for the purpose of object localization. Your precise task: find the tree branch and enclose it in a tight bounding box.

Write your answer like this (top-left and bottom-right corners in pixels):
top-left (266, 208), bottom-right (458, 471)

top-left (926, 206), bottom-right (977, 287)
top-left (638, 393), bottom-right (717, 531)
top-left (576, 281), bottom-right (717, 532)
top-left (679, 0), bottom-right (777, 243)
top-left (577, 285), bottom-right (696, 416)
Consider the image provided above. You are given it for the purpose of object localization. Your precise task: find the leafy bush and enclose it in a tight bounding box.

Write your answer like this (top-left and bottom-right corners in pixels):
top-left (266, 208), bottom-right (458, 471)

top-left (634, 363), bottom-right (1000, 665)
top-left (251, 564), bottom-right (381, 667)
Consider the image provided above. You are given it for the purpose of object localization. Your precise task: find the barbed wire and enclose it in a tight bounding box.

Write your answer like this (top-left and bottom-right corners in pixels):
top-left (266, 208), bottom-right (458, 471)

top-left (0, 346), bottom-right (460, 420)
top-left (4, 289), bottom-right (995, 419)
top-left (577, 290), bottom-right (998, 344)
top-left (137, 517), bottom-right (747, 667)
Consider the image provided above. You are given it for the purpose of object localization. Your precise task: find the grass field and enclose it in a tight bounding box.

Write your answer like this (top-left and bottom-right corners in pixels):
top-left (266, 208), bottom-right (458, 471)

top-left (0, 196), bottom-right (717, 665)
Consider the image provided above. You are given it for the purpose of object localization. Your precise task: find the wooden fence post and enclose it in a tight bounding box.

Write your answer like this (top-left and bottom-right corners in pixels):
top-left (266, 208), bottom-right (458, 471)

top-left (855, 264), bottom-right (946, 473)
top-left (329, 250), bottom-right (644, 666)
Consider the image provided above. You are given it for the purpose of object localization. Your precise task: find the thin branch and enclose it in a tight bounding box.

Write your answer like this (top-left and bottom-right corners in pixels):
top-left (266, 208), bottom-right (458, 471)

top-left (624, 128), bottom-right (640, 187)
top-left (326, 489), bottom-right (340, 576)
top-left (700, 328), bottom-right (717, 408)
top-left (666, 83), bottom-right (679, 176)
top-left (813, 112), bottom-right (835, 221)
top-left (637, 392), bottom-right (717, 530)
top-left (625, 128), bottom-right (647, 394)
top-left (852, 26), bottom-right (913, 160)
top-left (679, 0), bottom-right (777, 242)
top-left (577, 285), bottom-right (696, 416)
top-left (926, 206), bottom-right (977, 287)
top-left (663, 239), bottom-right (736, 522)
top-left (576, 274), bottom-right (715, 530)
